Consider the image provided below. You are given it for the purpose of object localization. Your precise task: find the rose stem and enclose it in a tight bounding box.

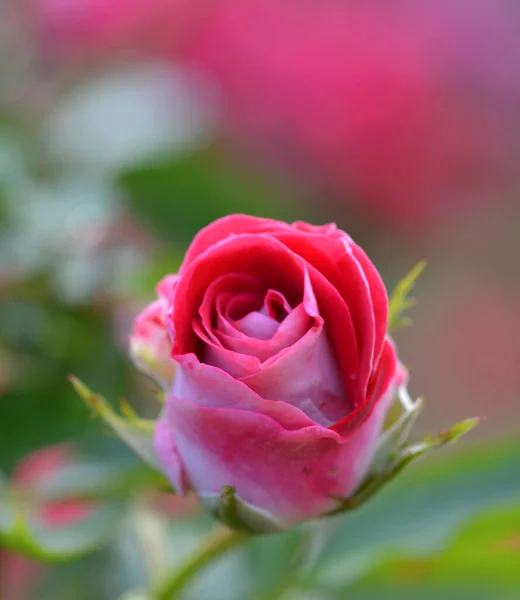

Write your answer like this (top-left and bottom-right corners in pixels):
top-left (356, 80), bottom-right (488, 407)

top-left (153, 525), bottom-right (249, 600)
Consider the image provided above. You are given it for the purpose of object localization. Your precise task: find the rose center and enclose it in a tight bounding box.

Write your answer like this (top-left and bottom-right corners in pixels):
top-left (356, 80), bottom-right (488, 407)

top-left (230, 289), bottom-right (291, 341)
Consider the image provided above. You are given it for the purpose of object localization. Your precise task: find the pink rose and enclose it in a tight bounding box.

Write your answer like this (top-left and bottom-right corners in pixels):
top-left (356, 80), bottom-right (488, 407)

top-left (134, 215), bottom-right (404, 531)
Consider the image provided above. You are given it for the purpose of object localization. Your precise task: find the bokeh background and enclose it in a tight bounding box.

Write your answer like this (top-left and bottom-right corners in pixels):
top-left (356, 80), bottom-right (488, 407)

top-left (1, 1), bottom-right (519, 599)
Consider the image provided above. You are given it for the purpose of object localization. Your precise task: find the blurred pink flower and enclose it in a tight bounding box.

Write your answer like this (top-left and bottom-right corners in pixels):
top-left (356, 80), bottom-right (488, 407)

top-left (0, 445), bottom-right (94, 600)
top-left (184, 0), bottom-right (517, 228)
top-left (27, 0), bottom-right (213, 63)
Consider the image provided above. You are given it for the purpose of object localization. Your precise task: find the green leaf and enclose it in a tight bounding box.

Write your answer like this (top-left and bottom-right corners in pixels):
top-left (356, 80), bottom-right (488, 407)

top-left (307, 437), bottom-right (520, 590)
top-left (325, 417), bottom-right (480, 517)
top-left (119, 146), bottom-right (301, 247)
top-left (330, 502), bottom-right (520, 599)
top-left (70, 377), bottom-right (162, 473)
top-left (388, 261), bottom-right (426, 330)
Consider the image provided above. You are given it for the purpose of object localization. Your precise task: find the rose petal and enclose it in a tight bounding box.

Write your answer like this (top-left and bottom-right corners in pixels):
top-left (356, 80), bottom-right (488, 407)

top-left (242, 317), bottom-right (346, 426)
top-left (160, 359), bottom-right (399, 527)
top-left (332, 338), bottom-right (399, 437)
top-left (272, 228), bottom-right (377, 401)
top-left (234, 310), bottom-right (280, 339)
top-left (216, 302), bottom-right (311, 361)
top-left (350, 244), bottom-right (388, 362)
top-left (171, 234), bottom-right (308, 356)
top-left (154, 418), bottom-right (189, 494)
top-left (179, 214), bottom-right (293, 274)
top-left (162, 393), bottom-right (340, 526)
top-left (172, 353), bottom-right (316, 430)
top-left (198, 272), bottom-right (265, 344)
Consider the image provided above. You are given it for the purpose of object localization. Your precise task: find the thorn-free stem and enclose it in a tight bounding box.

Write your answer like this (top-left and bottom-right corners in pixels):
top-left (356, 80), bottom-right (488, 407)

top-left (153, 525), bottom-right (248, 600)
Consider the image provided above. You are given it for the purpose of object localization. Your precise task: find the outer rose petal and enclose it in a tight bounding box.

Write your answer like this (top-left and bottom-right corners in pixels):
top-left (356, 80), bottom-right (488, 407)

top-left (158, 343), bottom-right (399, 527)
top-left (154, 419), bottom-right (189, 494)
top-left (179, 214), bottom-right (293, 274)
top-left (172, 354), bottom-right (317, 430)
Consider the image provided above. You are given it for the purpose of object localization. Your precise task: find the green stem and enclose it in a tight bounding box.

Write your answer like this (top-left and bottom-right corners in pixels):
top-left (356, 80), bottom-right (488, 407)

top-left (154, 526), bottom-right (249, 600)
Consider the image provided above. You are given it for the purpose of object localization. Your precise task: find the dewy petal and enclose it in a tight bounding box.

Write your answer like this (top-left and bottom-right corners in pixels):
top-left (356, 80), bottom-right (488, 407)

top-left (332, 338), bottom-right (400, 437)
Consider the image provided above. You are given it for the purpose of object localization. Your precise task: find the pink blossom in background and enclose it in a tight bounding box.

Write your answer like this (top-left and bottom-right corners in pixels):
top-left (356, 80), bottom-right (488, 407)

top-left (388, 0), bottom-right (520, 100)
top-left (184, 0), bottom-right (518, 228)
top-left (0, 445), bottom-right (94, 600)
top-left (26, 0), bottom-right (213, 63)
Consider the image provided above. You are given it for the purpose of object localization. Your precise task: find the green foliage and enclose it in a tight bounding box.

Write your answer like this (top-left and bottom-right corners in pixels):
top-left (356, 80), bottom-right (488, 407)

top-left (119, 146), bottom-right (302, 246)
top-left (307, 438), bottom-right (520, 593)
top-left (328, 504), bottom-right (520, 599)
top-left (0, 458), bottom-right (162, 560)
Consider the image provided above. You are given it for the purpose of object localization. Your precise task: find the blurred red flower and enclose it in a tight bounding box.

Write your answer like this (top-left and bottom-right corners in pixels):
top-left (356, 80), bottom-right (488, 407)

top-left (0, 445), bottom-right (94, 600)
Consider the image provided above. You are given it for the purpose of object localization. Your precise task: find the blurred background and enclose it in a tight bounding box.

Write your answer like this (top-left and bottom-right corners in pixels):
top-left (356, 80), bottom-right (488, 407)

top-left (1, 1), bottom-right (519, 599)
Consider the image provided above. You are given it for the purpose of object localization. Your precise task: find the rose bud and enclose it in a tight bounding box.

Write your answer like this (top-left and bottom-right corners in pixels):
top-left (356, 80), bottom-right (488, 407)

top-left (129, 215), bottom-right (408, 532)
top-left (130, 275), bottom-right (178, 390)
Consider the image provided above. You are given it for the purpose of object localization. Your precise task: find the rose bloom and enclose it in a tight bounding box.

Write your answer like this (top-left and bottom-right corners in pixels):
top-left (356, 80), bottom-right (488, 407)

top-left (0, 445), bottom-right (94, 600)
top-left (184, 0), bottom-right (512, 228)
top-left (132, 215), bottom-right (405, 531)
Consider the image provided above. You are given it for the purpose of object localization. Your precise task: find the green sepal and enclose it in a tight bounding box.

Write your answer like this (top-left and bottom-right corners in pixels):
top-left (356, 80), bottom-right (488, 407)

top-left (200, 486), bottom-right (283, 535)
top-left (324, 417), bottom-right (481, 518)
top-left (70, 376), bottom-right (162, 472)
top-left (370, 386), bottom-right (424, 475)
top-left (388, 260), bottom-right (426, 330)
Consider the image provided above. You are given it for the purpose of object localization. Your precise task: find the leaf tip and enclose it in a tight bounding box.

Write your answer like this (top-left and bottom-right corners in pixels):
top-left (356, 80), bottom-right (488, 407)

top-left (439, 417), bottom-right (481, 444)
